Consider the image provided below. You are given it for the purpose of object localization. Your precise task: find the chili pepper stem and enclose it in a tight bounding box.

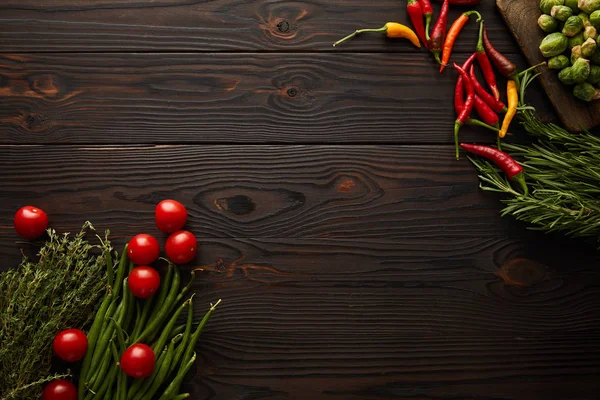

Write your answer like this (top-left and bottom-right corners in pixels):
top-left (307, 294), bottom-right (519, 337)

top-left (425, 15), bottom-right (432, 40)
top-left (454, 121), bottom-right (462, 160)
top-left (512, 173), bottom-right (528, 196)
top-left (333, 26), bottom-right (387, 47)
top-left (466, 118), bottom-right (499, 132)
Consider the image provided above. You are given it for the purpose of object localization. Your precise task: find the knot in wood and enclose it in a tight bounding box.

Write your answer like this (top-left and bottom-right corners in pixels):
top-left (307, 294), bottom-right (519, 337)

top-left (277, 20), bottom-right (290, 33)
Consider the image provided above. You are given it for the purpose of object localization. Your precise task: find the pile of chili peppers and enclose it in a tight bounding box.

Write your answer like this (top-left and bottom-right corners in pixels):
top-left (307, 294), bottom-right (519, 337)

top-left (332, 0), bottom-right (541, 196)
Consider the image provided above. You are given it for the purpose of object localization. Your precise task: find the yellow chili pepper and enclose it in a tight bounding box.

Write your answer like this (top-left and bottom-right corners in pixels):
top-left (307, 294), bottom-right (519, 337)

top-left (499, 79), bottom-right (518, 138)
top-left (333, 22), bottom-right (421, 48)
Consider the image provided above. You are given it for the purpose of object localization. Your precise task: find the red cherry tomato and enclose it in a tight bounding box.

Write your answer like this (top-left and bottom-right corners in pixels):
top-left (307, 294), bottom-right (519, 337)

top-left (42, 379), bottom-right (77, 400)
top-left (52, 328), bottom-right (88, 362)
top-left (127, 234), bottom-right (160, 265)
top-left (14, 205), bottom-right (48, 239)
top-left (128, 266), bottom-right (161, 299)
top-left (120, 343), bottom-right (156, 378)
top-left (165, 230), bottom-right (197, 264)
top-left (155, 199), bottom-right (187, 233)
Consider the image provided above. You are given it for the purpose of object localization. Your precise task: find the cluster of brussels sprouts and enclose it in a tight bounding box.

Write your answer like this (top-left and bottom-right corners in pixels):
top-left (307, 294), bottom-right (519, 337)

top-left (538, 0), bottom-right (600, 101)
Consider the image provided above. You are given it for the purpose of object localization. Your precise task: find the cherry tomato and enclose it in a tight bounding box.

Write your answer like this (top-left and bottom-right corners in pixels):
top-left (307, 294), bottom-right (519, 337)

top-left (165, 230), bottom-right (197, 264)
top-left (127, 234), bottom-right (160, 265)
top-left (155, 199), bottom-right (187, 233)
top-left (52, 328), bottom-right (88, 362)
top-left (42, 379), bottom-right (77, 400)
top-left (120, 343), bottom-right (156, 378)
top-left (14, 205), bottom-right (48, 239)
top-left (128, 266), bottom-right (161, 299)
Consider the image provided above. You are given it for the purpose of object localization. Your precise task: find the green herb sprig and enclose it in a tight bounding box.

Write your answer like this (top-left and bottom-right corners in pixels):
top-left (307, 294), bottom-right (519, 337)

top-left (0, 222), bottom-right (112, 400)
top-left (470, 70), bottom-right (600, 242)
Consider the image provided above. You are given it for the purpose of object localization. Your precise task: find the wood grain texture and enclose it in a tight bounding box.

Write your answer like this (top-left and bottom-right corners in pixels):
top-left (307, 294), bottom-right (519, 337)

top-left (497, 0), bottom-right (600, 131)
top-left (0, 52), bottom-right (556, 145)
top-left (0, 0), bottom-right (517, 53)
top-left (1, 145), bottom-right (599, 399)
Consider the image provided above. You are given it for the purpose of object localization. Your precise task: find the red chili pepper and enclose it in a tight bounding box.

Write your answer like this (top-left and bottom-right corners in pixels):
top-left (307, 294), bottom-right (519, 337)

top-left (418, 0), bottom-right (434, 41)
top-left (455, 53), bottom-right (477, 114)
top-left (473, 95), bottom-right (499, 127)
top-left (482, 26), bottom-right (517, 78)
top-left (440, 10), bottom-right (481, 72)
top-left (475, 22), bottom-right (501, 101)
top-left (407, 0), bottom-right (428, 48)
top-left (435, 0), bottom-right (480, 4)
top-left (428, 0), bottom-right (449, 64)
top-left (453, 63), bottom-right (474, 160)
top-left (469, 65), bottom-right (506, 114)
top-left (460, 143), bottom-right (528, 195)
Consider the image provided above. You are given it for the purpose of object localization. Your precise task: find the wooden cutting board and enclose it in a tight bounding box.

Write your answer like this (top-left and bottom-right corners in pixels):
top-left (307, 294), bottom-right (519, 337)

top-left (497, 0), bottom-right (600, 131)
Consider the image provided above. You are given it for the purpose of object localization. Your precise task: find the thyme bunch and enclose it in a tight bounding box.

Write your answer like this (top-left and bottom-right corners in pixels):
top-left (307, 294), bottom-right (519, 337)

top-left (0, 222), bottom-right (112, 400)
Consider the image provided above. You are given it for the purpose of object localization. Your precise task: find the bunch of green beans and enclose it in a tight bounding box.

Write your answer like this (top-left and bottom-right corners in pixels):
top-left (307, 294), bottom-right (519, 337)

top-left (78, 245), bottom-right (221, 400)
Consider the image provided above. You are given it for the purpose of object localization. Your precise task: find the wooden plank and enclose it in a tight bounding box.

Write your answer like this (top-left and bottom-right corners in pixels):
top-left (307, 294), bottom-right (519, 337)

top-left (497, 0), bottom-right (600, 131)
top-left (1, 144), bottom-right (598, 398)
top-left (0, 53), bottom-right (555, 145)
top-left (1, 144), bottom-right (598, 266)
top-left (0, 0), bottom-right (517, 53)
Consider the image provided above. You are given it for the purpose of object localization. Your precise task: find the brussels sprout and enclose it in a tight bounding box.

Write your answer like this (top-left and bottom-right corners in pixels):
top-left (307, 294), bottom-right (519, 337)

top-left (582, 37), bottom-right (597, 56)
top-left (539, 14), bottom-right (560, 32)
top-left (552, 5), bottom-right (574, 20)
top-left (591, 10), bottom-right (600, 26)
top-left (573, 82), bottom-right (600, 100)
top-left (541, 0), bottom-right (565, 14)
top-left (584, 25), bottom-right (598, 39)
top-left (566, 0), bottom-right (581, 11)
top-left (572, 45), bottom-right (583, 63)
top-left (578, 0), bottom-right (600, 14)
top-left (569, 31), bottom-right (586, 47)
top-left (549, 54), bottom-right (571, 69)
top-left (578, 12), bottom-right (591, 26)
top-left (592, 48), bottom-right (600, 62)
top-left (540, 32), bottom-right (569, 56)
top-left (572, 57), bottom-right (592, 81)
top-left (588, 65), bottom-right (600, 82)
top-left (559, 66), bottom-right (577, 83)
top-left (563, 15), bottom-right (584, 36)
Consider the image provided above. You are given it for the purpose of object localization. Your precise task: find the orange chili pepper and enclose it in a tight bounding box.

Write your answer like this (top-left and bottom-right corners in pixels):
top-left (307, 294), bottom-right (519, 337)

top-left (439, 11), bottom-right (481, 72)
top-left (499, 79), bottom-right (518, 138)
top-left (333, 22), bottom-right (421, 48)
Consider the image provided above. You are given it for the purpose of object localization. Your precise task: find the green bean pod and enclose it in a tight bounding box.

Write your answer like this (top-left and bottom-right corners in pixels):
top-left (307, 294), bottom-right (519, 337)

top-left (171, 324), bottom-right (187, 337)
top-left (78, 291), bottom-right (113, 399)
top-left (112, 244), bottom-right (129, 299)
top-left (120, 275), bottom-right (136, 334)
top-left (152, 298), bottom-right (190, 355)
top-left (171, 394), bottom-right (190, 400)
top-left (168, 299), bottom-right (193, 376)
top-left (87, 341), bottom-right (113, 392)
top-left (167, 271), bottom-right (195, 316)
top-left (136, 265), bottom-right (180, 344)
top-left (87, 362), bottom-right (118, 400)
top-left (148, 262), bottom-right (174, 321)
top-left (158, 352), bottom-right (196, 400)
top-left (89, 278), bottom-right (128, 374)
top-left (127, 345), bottom-right (168, 400)
top-left (105, 250), bottom-right (115, 290)
top-left (178, 299), bottom-right (221, 374)
top-left (132, 296), bottom-right (155, 341)
top-left (136, 334), bottom-right (182, 400)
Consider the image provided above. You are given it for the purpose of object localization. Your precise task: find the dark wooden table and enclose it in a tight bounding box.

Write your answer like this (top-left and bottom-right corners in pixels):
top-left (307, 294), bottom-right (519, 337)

top-left (1, 1), bottom-right (599, 399)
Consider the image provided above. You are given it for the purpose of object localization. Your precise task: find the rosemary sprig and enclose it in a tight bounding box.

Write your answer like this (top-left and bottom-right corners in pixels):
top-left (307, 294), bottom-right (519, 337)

top-left (0, 223), bottom-right (112, 400)
top-left (469, 69), bottom-right (600, 242)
